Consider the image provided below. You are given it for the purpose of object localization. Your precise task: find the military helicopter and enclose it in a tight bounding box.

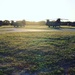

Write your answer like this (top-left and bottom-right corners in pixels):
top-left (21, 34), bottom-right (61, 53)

top-left (46, 18), bottom-right (68, 28)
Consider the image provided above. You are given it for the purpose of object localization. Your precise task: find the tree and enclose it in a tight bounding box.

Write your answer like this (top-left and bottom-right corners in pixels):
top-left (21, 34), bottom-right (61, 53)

top-left (3, 20), bottom-right (10, 25)
top-left (38, 21), bottom-right (45, 25)
top-left (10, 20), bottom-right (14, 25)
top-left (0, 20), bottom-right (3, 26)
top-left (46, 19), bottom-right (50, 25)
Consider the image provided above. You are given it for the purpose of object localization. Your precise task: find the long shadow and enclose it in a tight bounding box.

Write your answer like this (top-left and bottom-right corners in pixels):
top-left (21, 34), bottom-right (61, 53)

top-left (49, 27), bottom-right (62, 30)
top-left (69, 27), bottom-right (75, 29)
top-left (61, 26), bottom-right (75, 29)
top-left (48, 26), bottom-right (75, 31)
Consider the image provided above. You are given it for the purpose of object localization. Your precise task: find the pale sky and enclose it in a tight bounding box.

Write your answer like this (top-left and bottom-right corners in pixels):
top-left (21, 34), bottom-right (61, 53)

top-left (0, 0), bottom-right (75, 21)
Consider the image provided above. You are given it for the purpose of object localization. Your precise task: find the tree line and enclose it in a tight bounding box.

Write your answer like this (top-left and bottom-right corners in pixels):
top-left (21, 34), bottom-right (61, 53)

top-left (0, 20), bottom-right (26, 27)
top-left (0, 19), bottom-right (75, 28)
top-left (0, 20), bottom-right (45, 27)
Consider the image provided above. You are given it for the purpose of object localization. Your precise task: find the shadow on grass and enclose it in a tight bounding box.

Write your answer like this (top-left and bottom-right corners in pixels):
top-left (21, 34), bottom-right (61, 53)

top-left (49, 26), bottom-right (75, 31)
top-left (61, 26), bottom-right (75, 29)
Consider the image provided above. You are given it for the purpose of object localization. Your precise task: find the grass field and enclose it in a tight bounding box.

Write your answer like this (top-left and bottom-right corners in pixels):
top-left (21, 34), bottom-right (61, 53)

top-left (0, 31), bottom-right (75, 75)
top-left (0, 24), bottom-right (75, 29)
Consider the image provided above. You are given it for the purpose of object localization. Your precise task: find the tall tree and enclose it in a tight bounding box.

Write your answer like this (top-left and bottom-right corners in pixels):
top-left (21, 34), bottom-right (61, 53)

top-left (0, 20), bottom-right (3, 26)
top-left (3, 20), bottom-right (10, 25)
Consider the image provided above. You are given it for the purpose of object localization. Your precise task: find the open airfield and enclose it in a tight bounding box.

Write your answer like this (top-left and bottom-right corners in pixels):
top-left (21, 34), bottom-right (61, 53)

top-left (0, 25), bottom-right (75, 33)
top-left (0, 25), bottom-right (75, 75)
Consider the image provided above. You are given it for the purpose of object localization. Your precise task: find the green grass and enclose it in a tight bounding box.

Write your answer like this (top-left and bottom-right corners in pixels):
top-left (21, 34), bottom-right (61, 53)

top-left (0, 25), bottom-right (50, 31)
top-left (0, 32), bottom-right (75, 75)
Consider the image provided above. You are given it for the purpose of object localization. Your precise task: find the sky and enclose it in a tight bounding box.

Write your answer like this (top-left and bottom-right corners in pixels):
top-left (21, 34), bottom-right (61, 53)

top-left (0, 0), bottom-right (75, 21)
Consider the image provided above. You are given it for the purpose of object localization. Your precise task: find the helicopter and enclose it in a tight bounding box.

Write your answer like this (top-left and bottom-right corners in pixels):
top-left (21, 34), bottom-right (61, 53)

top-left (46, 18), bottom-right (69, 28)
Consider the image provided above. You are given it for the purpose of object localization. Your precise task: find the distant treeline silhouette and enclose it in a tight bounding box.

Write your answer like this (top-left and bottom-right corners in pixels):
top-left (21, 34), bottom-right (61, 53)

top-left (0, 20), bottom-right (45, 27)
top-left (0, 19), bottom-right (75, 27)
top-left (0, 20), bottom-right (26, 27)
